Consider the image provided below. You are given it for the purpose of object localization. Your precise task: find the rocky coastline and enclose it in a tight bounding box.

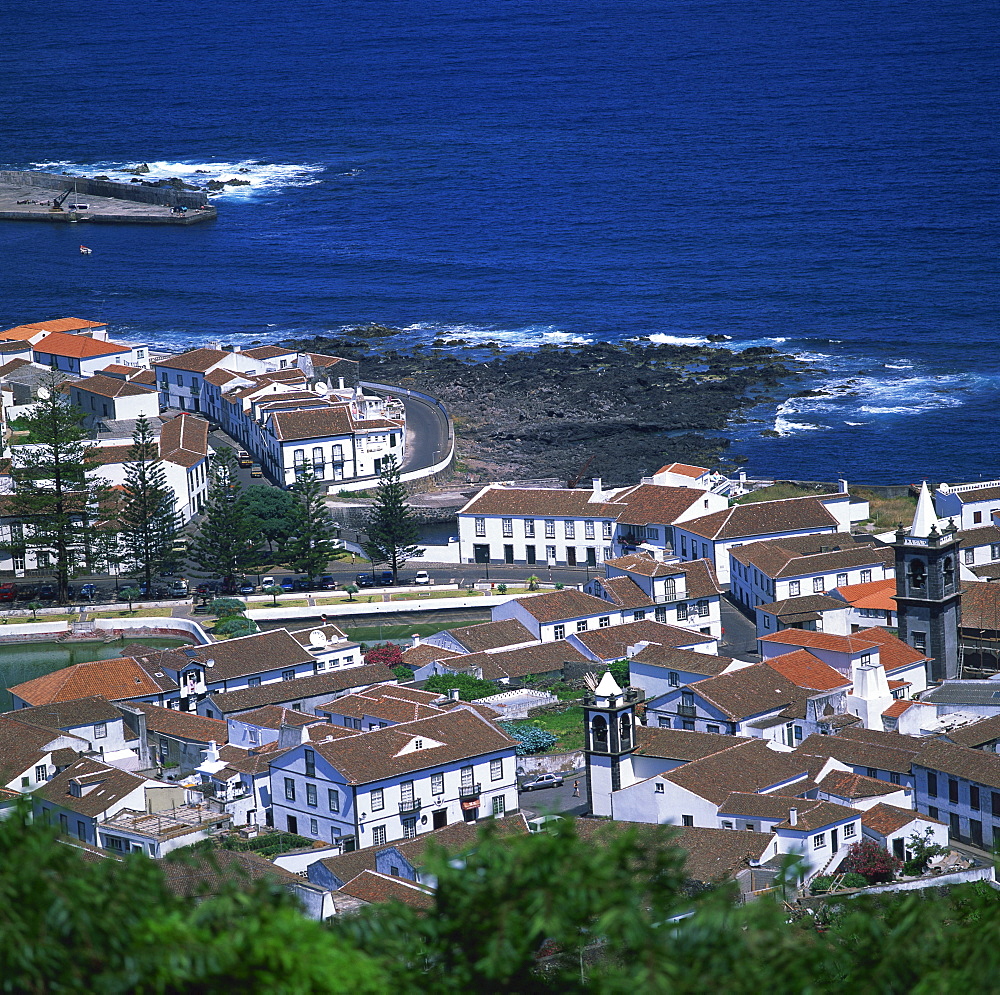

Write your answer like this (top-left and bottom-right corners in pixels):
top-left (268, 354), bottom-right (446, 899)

top-left (283, 332), bottom-right (806, 486)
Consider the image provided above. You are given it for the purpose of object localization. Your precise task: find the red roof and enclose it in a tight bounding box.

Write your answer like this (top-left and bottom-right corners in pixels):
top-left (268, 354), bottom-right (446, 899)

top-left (657, 462), bottom-right (709, 478)
top-left (763, 649), bottom-right (851, 691)
top-left (33, 332), bottom-right (129, 359)
top-left (834, 578), bottom-right (897, 611)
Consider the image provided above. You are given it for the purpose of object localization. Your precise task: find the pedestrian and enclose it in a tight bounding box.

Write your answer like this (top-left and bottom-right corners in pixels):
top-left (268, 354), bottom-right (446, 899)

top-left (573, 780), bottom-right (580, 797)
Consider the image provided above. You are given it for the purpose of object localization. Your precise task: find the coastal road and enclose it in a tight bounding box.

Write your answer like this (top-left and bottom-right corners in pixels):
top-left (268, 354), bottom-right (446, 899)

top-left (396, 392), bottom-right (451, 474)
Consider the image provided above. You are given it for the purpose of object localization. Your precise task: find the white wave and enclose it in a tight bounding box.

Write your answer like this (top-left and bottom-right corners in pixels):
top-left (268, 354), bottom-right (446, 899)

top-left (793, 351), bottom-right (832, 363)
top-left (647, 333), bottom-right (711, 346)
top-left (844, 421), bottom-right (870, 426)
top-left (884, 361), bottom-right (913, 370)
top-left (400, 322), bottom-right (593, 349)
top-left (773, 415), bottom-right (828, 436)
top-left (31, 158), bottom-right (325, 197)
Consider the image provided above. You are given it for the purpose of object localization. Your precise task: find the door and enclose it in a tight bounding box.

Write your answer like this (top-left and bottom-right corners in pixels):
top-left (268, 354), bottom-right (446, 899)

top-left (567, 547), bottom-right (577, 566)
top-left (286, 814), bottom-right (298, 835)
top-left (893, 838), bottom-right (905, 860)
top-left (586, 547), bottom-right (597, 567)
top-left (526, 545), bottom-right (536, 565)
top-left (433, 809), bottom-right (447, 830)
top-left (831, 827), bottom-right (839, 853)
top-left (473, 544), bottom-right (490, 564)
top-left (504, 544), bottom-right (514, 564)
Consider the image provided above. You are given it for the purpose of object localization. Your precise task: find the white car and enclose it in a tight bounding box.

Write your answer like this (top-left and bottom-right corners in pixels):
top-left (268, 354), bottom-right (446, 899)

top-left (413, 570), bottom-right (430, 585)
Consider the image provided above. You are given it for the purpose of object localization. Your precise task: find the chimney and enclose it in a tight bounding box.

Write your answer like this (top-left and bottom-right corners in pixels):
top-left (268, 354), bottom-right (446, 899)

top-left (789, 807), bottom-right (798, 827)
top-left (448, 688), bottom-right (461, 701)
top-left (233, 344), bottom-right (242, 353)
top-left (411, 633), bottom-right (421, 647)
top-left (838, 478), bottom-right (848, 494)
top-left (592, 477), bottom-right (603, 500)
top-left (338, 377), bottom-right (345, 390)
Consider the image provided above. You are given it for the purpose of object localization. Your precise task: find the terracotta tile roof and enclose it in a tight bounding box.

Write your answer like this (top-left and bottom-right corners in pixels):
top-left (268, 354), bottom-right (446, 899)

top-left (241, 345), bottom-right (297, 360)
top-left (234, 705), bottom-right (329, 730)
top-left (610, 483), bottom-right (711, 526)
top-left (0, 716), bottom-right (81, 785)
top-left (604, 552), bottom-right (681, 577)
top-left (797, 732), bottom-right (921, 775)
top-left (322, 692), bottom-right (446, 724)
top-left (460, 485), bottom-right (621, 519)
top-left (853, 627), bottom-right (930, 673)
top-left (595, 575), bottom-right (654, 609)
top-left (718, 791), bottom-right (810, 819)
top-left (662, 738), bottom-right (812, 804)
top-left (132, 369), bottom-right (156, 385)
top-left (833, 578), bottom-right (898, 611)
top-left (306, 352), bottom-right (355, 369)
top-left (0, 326), bottom-right (44, 342)
top-left (756, 594), bottom-right (848, 621)
top-left (672, 825), bottom-right (775, 884)
top-left (73, 373), bottom-right (156, 399)
top-left (154, 348), bottom-right (232, 373)
top-left (913, 739), bottom-right (1000, 791)
top-left (773, 800), bottom-right (859, 832)
top-left (152, 630), bottom-right (315, 684)
top-left (100, 364), bottom-right (138, 377)
top-left (130, 702), bottom-right (229, 743)
top-left (356, 685), bottom-right (444, 706)
top-left (730, 532), bottom-right (876, 572)
top-left (161, 849), bottom-right (304, 899)
top-left (680, 496), bottom-right (840, 541)
top-left (953, 523), bottom-right (1000, 545)
top-left (269, 406), bottom-right (355, 442)
top-left (439, 619), bottom-right (536, 653)
top-left (680, 664), bottom-right (807, 721)
top-left (760, 629), bottom-right (882, 654)
top-left (676, 559), bottom-right (724, 598)
top-left (401, 643), bottom-right (462, 667)
top-left (33, 332), bottom-right (131, 360)
top-left (5, 696), bottom-right (121, 730)
top-left (207, 666), bottom-right (396, 715)
top-left (314, 708), bottom-right (514, 784)
top-left (159, 412), bottom-right (209, 468)
top-left (882, 699), bottom-right (918, 718)
top-left (0, 357), bottom-right (32, 376)
top-left (943, 713), bottom-right (1000, 749)
top-left (512, 589), bottom-right (619, 624)
top-left (953, 485), bottom-right (1000, 504)
top-left (204, 368), bottom-right (245, 387)
top-left (629, 644), bottom-right (735, 677)
top-left (339, 870), bottom-right (434, 909)
top-left (633, 726), bottom-right (749, 762)
top-left (817, 769), bottom-right (901, 799)
top-left (862, 802), bottom-right (945, 836)
top-left (959, 581), bottom-right (1000, 631)
top-left (657, 462), bottom-right (709, 478)
top-left (9, 657), bottom-right (167, 706)
top-left (763, 650), bottom-right (852, 692)
top-left (571, 619), bottom-right (711, 660)
top-left (34, 757), bottom-right (148, 817)
top-left (446, 641), bottom-right (588, 681)
top-left (22, 318), bottom-right (106, 334)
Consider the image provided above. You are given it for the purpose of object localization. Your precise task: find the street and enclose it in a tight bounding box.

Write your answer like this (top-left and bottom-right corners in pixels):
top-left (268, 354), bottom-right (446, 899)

top-left (517, 767), bottom-right (589, 820)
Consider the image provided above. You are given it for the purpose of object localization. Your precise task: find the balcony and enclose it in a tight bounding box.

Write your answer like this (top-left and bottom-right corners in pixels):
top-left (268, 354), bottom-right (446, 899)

top-left (398, 797), bottom-right (422, 814)
top-left (676, 704), bottom-right (696, 719)
top-left (458, 783), bottom-right (481, 800)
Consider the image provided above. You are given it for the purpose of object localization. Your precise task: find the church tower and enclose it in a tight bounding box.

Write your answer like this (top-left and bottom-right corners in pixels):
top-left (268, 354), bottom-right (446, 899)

top-left (583, 670), bottom-right (644, 817)
top-left (893, 482), bottom-right (961, 682)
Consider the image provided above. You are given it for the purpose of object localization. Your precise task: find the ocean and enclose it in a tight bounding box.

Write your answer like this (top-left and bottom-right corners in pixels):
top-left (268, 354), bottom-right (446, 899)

top-left (1, 0), bottom-right (997, 484)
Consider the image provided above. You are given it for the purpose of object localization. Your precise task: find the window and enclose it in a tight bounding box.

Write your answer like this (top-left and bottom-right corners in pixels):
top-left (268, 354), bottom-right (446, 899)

top-left (576, 619), bottom-right (588, 633)
top-left (836, 573), bottom-right (848, 587)
top-left (159, 737), bottom-right (169, 758)
top-left (676, 603), bottom-right (688, 622)
top-left (707, 724), bottom-right (720, 734)
top-left (248, 676), bottom-right (261, 688)
top-left (866, 767), bottom-right (878, 779)
top-left (913, 631), bottom-right (927, 654)
top-left (949, 779), bottom-right (959, 804)
top-left (284, 778), bottom-right (295, 802)
top-left (813, 577), bottom-right (825, 593)
top-left (371, 788), bottom-right (384, 812)
top-left (813, 834), bottom-right (826, 849)
top-left (35, 765), bottom-right (47, 783)
top-left (92, 721), bottom-right (107, 740)
top-left (928, 771), bottom-right (938, 798)
top-left (431, 773), bottom-right (445, 795)
top-left (965, 547), bottom-right (975, 565)
top-left (721, 820), bottom-right (733, 829)
top-left (585, 520), bottom-right (595, 539)
top-left (971, 785), bottom-right (981, 811)
top-left (860, 569), bottom-right (872, 583)
top-left (492, 795), bottom-right (506, 816)
top-left (502, 518), bottom-right (513, 537)
top-left (490, 758), bottom-right (503, 781)
top-left (682, 815), bottom-right (694, 827)
top-left (553, 624), bottom-right (565, 640)
top-left (890, 772), bottom-right (901, 785)
top-left (668, 671), bottom-right (679, 687)
top-left (663, 577), bottom-right (677, 600)
top-left (475, 517), bottom-right (486, 537)
top-left (524, 518), bottom-right (535, 537)
top-left (599, 615), bottom-right (611, 628)
top-left (658, 717), bottom-right (670, 728)
top-left (928, 806), bottom-right (938, 820)
top-left (655, 782), bottom-right (665, 793)
top-left (310, 818), bottom-right (319, 836)
top-left (697, 600), bottom-right (709, 617)
top-left (993, 791), bottom-right (1000, 817)
top-left (974, 511), bottom-right (983, 524)
top-left (633, 610), bottom-right (646, 621)
top-left (992, 544), bottom-right (1000, 561)
top-left (304, 749), bottom-right (315, 777)
top-left (763, 614), bottom-right (772, 630)
top-left (282, 669), bottom-right (295, 682)
top-left (602, 521), bottom-right (613, 539)
top-left (541, 519), bottom-right (555, 540)
top-left (655, 607), bottom-right (667, 623)
top-left (328, 789), bottom-right (340, 813)
top-left (787, 579), bottom-right (801, 596)
top-left (794, 726), bottom-right (803, 740)
top-left (306, 784), bottom-right (317, 807)
top-left (372, 825), bottom-right (387, 847)
top-left (546, 545), bottom-right (557, 563)
top-left (844, 822), bottom-right (856, 838)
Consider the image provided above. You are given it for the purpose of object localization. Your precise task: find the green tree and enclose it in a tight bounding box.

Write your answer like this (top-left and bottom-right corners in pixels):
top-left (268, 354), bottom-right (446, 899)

top-left (263, 583), bottom-right (284, 606)
top-left (363, 454), bottom-right (423, 585)
top-left (239, 485), bottom-right (298, 554)
top-left (284, 473), bottom-right (344, 583)
top-left (119, 414), bottom-right (181, 597)
top-left (425, 672), bottom-right (499, 700)
top-left (190, 448), bottom-right (265, 585)
top-left (5, 374), bottom-right (105, 602)
top-left (119, 586), bottom-right (141, 613)
top-left (343, 583), bottom-right (359, 602)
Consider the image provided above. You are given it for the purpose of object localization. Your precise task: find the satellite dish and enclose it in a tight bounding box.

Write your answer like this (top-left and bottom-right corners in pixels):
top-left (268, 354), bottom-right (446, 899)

top-left (314, 381), bottom-right (329, 396)
top-left (37, 386), bottom-right (50, 400)
top-left (309, 629), bottom-right (329, 648)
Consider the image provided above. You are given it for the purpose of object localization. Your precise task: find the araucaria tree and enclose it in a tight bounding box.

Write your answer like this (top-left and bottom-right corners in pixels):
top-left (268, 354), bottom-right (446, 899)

top-left (119, 415), bottom-right (180, 595)
top-left (190, 448), bottom-right (264, 584)
top-left (283, 473), bottom-right (343, 583)
top-left (6, 374), bottom-right (103, 602)
top-left (363, 454), bottom-right (423, 584)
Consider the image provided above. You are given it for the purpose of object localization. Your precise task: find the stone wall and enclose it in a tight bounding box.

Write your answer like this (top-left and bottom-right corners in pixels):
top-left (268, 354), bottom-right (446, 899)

top-left (0, 170), bottom-right (209, 208)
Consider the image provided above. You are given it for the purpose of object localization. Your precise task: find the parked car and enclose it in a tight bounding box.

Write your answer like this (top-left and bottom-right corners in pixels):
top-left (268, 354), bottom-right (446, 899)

top-left (36, 584), bottom-right (57, 601)
top-left (250, 464), bottom-right (263, 478)
top-left (0, 583), bottom-right (17, 602)
top-left (196, 581), bottom-right (220, 596)
top-left (239, 581), bottom-right (256, 595)
top-left (519, 773), bottom-right (565, 792)
top-left (237, 450), bottom-right (252, 467)
top-left (379, 570), bottom-right (394, 586)
top-left (168, 579), bottom-right (189, 597)
top-left (79, 583), bottom-right (98, 601)
top-left (413, 570), bottom-right (430, 585)
top-left (280, 577), bottom-right (296, 592)
top-left (261, 575), bottom-right (276, 589)
top-left (320, 575), bottom-right (337, 590)
top-left (355, 573), bottom-right (376, 588)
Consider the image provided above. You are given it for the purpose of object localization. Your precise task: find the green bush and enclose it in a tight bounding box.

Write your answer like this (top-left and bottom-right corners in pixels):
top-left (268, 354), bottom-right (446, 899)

top-left (499, 721), bottom-right (559, 755)
top-left (839, 872), bottom-right (869, 890)
top-left (214, 617), bottom-right (257, 638)
top-left (810, 875), bottom-right (834, 894)
top-left (425, 673), bottom-right (500, 701)
top-left (496, 583), bottom-right (508, 594)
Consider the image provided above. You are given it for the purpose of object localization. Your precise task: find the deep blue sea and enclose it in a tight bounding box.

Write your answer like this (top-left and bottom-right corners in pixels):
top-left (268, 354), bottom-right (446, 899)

top-left (1, 1), bottom-right (997, 484)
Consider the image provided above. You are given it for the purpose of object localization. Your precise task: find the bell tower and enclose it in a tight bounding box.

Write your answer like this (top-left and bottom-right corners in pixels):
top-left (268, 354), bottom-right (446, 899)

top-left (583, 670), bottom-right (644, 817)
top-left (893, 482), bottom-right (961, 682)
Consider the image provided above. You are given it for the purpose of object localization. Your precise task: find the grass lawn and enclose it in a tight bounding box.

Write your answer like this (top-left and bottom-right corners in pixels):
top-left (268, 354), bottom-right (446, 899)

top-left (734, 483), bottom-right (818, 504)
top-left (346, 620), bottom-right (486, 642)
top-left (90, 607), bottom-right (175, 619)
top-left (389, 590), bottom-right (482, 601)
top-left (1, 612), bottom-right (77, 624)
top-left (853, 488), bottom-right (918, 530)
top-left (255, 598), bottom-right (310, 609)
top-left (528, 705), bottom-right (584, 752)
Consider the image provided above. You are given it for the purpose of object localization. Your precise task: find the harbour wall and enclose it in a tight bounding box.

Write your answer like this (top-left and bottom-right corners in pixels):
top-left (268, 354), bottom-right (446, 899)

top-left (0, 170), bottom-right (210, 208)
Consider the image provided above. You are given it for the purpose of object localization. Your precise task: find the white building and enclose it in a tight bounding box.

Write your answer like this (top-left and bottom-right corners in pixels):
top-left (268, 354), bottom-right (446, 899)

top-left (491, 589), bottom-right (625, 642)
top-left (32, 331), bottom-right (149, 376)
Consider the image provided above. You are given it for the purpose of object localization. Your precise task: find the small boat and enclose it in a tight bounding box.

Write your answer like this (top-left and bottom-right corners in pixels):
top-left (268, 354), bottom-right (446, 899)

top-left (79, 245), bottom-right (92, 255)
